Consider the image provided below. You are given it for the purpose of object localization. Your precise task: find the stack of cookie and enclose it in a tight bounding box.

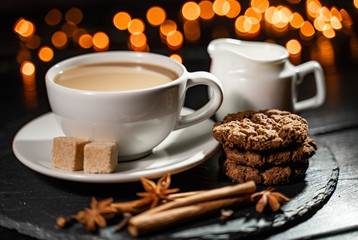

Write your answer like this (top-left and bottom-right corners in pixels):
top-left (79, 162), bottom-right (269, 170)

top-left (212, 109), bottom-right (317, 185)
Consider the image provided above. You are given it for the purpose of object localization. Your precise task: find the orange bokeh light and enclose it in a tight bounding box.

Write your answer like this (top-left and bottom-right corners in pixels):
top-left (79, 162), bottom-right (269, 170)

top-left (170, 54), bottom-right (182, 63)
top-left (113, 12), bottom-right (131, 30)
top-left (25, 34), bottom-right (41, 49)
top-left (245, 7), bottom-right (262, 22)
top-left (235, 15), bottom-right (260, 37)
top-left (160, 20), bottom-right (177, 36)
top-left (78, 34), bottom-right (93, 49)
top-left (290, 12), bottom-right (304, 29)
top-left (300, 20), bottom-right (315, 40)
top-left (166, 30), bottom-right (183, 50)
top-left (38, 46), bottom-right (54, 62)
top-left (213, 0), bottom-right (230, 16)
top-left (322, 25), bottom-right (335, 39)
top-left (184, 20), bottom-right (201, 42)
top-left (250, 0), bottom-right (269, 14)
top-left (271, 6), bottom-right (292, 29)
top-left (14, 18), bottom-right (35, 38)
top-left (146, 6), bottom-right (166, 26)
top-left (182, 1), bottom-right (200, 21)
top-left (72, 28), bottom-right (88, 43)
top-left (128, 18), bottom-right (145, 34)
top-left (45, 8), bottom-right (62, 26)
top-left (225, 0), bottom-right (241, 18)
top-left (340, 9), bottom-right (353, 28)
top-left (264, 6), bottom-right (276, 24)
top-left (61, 22), bottom-right (77, 37)
top-left (330, 16), bottom-right (342, 30)
top-left (51, 31), bottom-right (68, 49)
top-left (199, 1), bottom-right (215, 20)
top-left (130, 32), bottom-right (147, 51)
top-left (65, 7), bottom-right (83, 24)
top-left (21, 61), bottom-right (35, 76)
top-left (93, 32), bottom-right (109, 51)
top-left (286, 39), bottom-right (301, 55)
top-left (306, 0), bottom-right (322, 19)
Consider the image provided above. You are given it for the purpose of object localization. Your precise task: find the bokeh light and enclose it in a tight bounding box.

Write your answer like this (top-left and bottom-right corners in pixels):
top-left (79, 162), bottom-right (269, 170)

top-left (300, 20), bottom-right (315, 40)
top-left (130, 32), bottom-right (147, 51)
top-left (250, 0), bottom-right (269, 14)
top-left (182, 1), bottom-right (200, 21)
top-left (113, 12), bottom-right (131, 30)
top-left (25, 35), bottom-right (41, 49)
top-left (78, 34), bottom-right (93, 49)
top-left (65, 7), bottom-right (83, 25)
top-left (184, 20), bottom-right (201, 43)
top-left (146, 6), bottom-right (166, 26)
top-left (45, 8), bottom-right (62, 26)
top-left (166, 30), bottom-right (183, 50)
top-left (128, 18), bottom-right (145, 34)
top-left (14, 18), bottom-right (35, 38)
top-left (51, 31), bottom-right (68, 49)
top-left (306, 0), bottom-right (322, 20)
top-left (72, 28), bottom-right (88, 43)
top-left (38, 46), bottom-right (54, 62)
top-left (20, 61), bottom-right (35, 76)
top-left (235, 15), bottom-right (260, 37)
top-left (170, 54), bottom-right (183, 63)
top-left (286, 39), bottom-right (302, 55)
top-left (290, 13), bottom-right (304, 29)
top-left (61, 22), bottom-right (77, 38)
top-left (199, 1), bottom-right (215, 20)
top-left (245, 7), bottom-right (262, 22)
top-left (213, 0), bottom-right (230, 16)
top-left (93, 32), bottom-right (109, 51)
top-left (160, 19), bottom-right (177, 41)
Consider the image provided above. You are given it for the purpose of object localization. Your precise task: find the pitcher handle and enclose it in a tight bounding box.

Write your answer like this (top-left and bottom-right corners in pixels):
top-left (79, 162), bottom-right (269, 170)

top-left (294, 61), bottom-right (326, 112)
top-left (174, 71), bottom-right (223, 130)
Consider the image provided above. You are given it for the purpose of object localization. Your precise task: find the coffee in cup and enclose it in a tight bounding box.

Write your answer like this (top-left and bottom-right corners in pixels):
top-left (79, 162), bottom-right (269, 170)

top-left (46, 51), bottom-right (223, 160)
top-left (54, 62), bottom-right (178, 92)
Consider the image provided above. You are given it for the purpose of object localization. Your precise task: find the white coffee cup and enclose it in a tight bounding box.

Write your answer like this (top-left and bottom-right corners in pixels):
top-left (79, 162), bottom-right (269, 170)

top-left (208, 38), bottom-right (326, 120)
top-left (45, 51), bottom-right (223, 160)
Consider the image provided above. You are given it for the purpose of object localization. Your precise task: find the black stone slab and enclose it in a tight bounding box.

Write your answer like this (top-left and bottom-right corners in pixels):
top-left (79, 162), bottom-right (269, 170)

top-left (0, 116), bottom-right (338, 240)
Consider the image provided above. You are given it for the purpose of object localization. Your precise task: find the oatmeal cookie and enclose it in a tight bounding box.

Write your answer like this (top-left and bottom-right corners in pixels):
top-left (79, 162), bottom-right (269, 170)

top-left (223, 137), bottom-right (317, 168)
top-left (213, 109), bottom-right (309, 151)
top-left (220, 158), bottom-right (309, 185)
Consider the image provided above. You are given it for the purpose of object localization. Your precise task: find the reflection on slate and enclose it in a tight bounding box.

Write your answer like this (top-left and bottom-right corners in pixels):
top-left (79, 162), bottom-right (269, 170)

top-left (0, 116), bottom-right (338, 240)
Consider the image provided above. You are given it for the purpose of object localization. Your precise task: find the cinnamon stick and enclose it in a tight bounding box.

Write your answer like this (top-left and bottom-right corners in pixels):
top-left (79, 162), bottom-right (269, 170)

top-left (110, 199), bottom-right (149, 214)
top-left (127, 195), bottom-right (251, 237)
top-left (141, 180), bottom-right (256, 215)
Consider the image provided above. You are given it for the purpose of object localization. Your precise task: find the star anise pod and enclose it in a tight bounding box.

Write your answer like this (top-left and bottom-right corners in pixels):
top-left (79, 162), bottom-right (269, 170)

top-left (250, 187), bottom-right (290, 213)
top-left (74, 197), bottom-right (118, 232)
top-left (135, 173), bottom-right (180, 209)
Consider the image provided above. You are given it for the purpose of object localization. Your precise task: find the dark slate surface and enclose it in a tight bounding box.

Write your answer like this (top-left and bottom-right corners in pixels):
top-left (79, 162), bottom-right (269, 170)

top-left (0, 113), bottom-right (338, 240)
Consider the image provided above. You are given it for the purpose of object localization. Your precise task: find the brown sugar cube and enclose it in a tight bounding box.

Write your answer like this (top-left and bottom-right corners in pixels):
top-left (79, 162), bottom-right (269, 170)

top-left (84, 142), bottom-right (118, 174)
top-left (52, 137), bottom-right (89, 171)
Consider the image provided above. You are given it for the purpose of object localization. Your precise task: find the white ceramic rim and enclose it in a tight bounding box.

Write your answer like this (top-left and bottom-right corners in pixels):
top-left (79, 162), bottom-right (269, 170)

top-left (208, 38), bottom-right (289, 64)
top-left (45, 51), bottom-right (187, 95)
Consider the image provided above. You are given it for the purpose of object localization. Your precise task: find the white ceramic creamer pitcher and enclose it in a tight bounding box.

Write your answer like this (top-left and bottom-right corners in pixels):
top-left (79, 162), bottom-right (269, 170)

top-left (208, 38), bottom-right (326, 120)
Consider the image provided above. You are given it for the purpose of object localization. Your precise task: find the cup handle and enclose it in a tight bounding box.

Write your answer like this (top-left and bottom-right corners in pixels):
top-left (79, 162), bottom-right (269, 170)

top-left (293, 61), bottom-right (326, 112)
top-left (174, 71), bottom-right (223, 130)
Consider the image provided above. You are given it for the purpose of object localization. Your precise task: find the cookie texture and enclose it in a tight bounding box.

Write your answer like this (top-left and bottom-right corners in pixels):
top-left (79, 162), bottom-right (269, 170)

top-left (213, 109), bottom-right (309, 151)
top-left (220, 158), bottom-right (309, 185)
top-left (223, 137), bottom-right (317, 168)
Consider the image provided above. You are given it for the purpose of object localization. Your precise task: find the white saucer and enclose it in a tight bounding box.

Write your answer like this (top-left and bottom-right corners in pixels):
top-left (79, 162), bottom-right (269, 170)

top-left (12, 108), bottom-right (219, 183)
